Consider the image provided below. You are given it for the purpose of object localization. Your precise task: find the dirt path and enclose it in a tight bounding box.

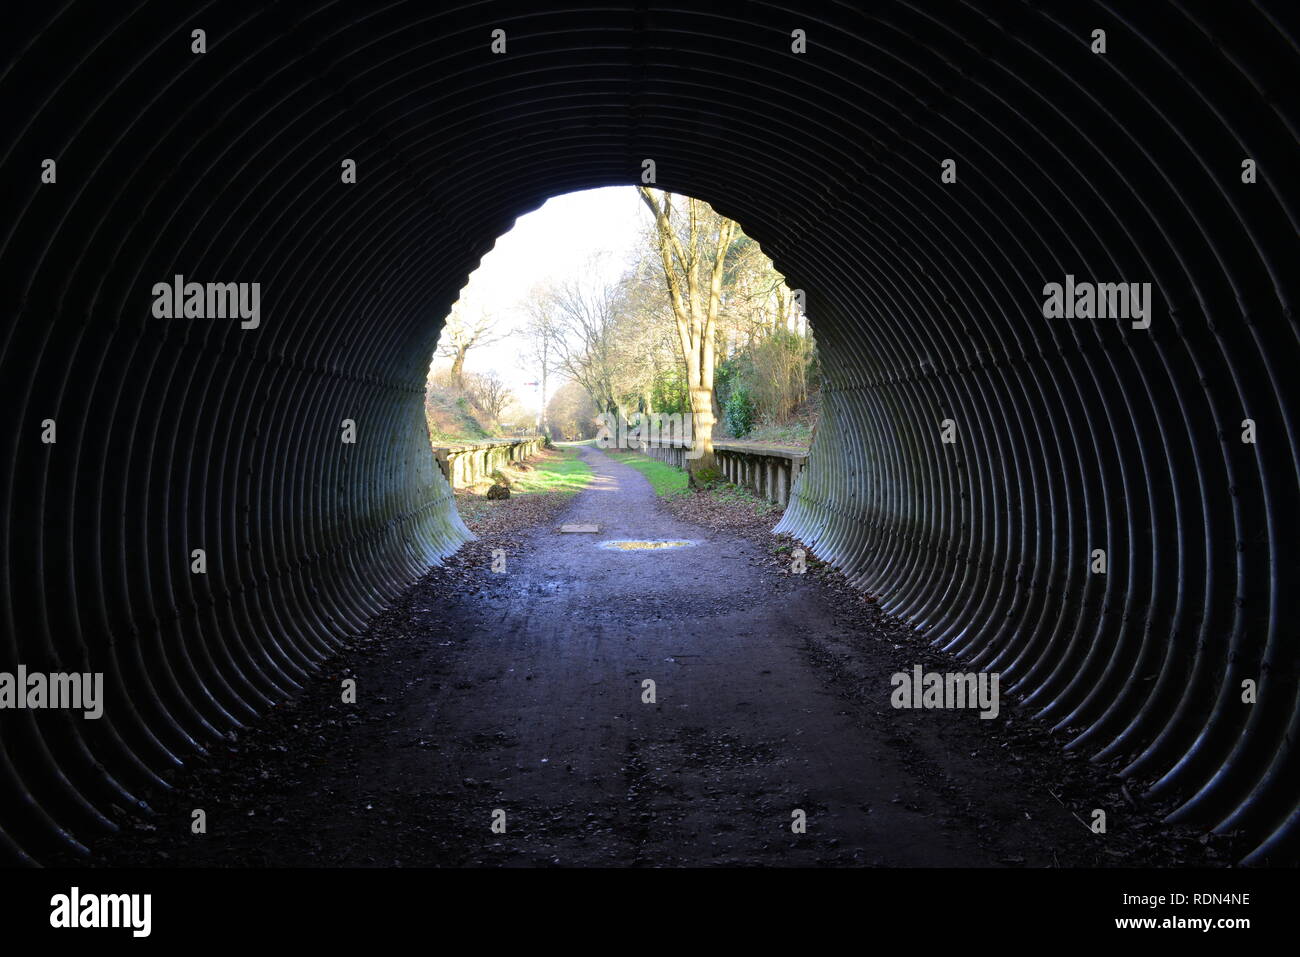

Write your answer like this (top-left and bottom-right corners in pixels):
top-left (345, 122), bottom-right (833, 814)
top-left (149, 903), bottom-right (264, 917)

top-left (85, 446), bottom-right (1165, 867)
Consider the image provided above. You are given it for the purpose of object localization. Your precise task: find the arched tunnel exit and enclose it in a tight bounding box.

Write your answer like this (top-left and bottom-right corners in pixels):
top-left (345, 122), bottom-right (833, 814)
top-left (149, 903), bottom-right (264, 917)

top-left (0, 0), bottom-right (1297, 892)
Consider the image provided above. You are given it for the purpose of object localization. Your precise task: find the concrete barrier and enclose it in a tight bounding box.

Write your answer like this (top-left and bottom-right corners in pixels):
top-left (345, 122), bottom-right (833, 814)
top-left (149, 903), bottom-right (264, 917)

top-left (432, 436), bottom-right (545, 489)
top-left (636, 439), bottom-right (808, 507)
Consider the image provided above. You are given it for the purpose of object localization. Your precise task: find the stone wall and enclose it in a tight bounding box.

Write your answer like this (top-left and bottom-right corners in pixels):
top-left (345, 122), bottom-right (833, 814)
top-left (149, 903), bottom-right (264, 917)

top-left (636, 440), bottom-right (808, 507)
top-left (433, 437), bottom-right (545, 489)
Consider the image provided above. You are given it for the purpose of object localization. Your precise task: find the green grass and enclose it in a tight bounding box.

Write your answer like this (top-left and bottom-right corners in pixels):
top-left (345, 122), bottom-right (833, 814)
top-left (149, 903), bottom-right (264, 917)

top-left (605, 449), bottom-right (690, 497)
top-left (509, 449), bottom-right (593, 496)
top-left (606, 449), bottom-right (780, 513)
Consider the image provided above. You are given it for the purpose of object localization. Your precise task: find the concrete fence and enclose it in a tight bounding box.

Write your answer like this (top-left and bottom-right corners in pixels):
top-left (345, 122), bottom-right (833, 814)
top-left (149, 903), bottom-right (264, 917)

top-left (432, 436), bottom-right (545, 489)
top-left (636, 439), bottom-right (808, 507)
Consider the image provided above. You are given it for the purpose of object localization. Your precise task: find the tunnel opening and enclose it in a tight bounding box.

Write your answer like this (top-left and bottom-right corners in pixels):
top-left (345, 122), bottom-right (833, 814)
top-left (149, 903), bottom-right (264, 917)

top-left (420, 183), bottom-right (816, 492)
top-left (0, 2), bottom-right (1296, 869)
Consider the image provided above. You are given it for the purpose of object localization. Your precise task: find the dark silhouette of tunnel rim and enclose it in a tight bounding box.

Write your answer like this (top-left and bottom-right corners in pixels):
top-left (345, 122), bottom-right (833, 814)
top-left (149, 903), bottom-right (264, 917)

top-left (0, 2), bottom-right (1295, 866)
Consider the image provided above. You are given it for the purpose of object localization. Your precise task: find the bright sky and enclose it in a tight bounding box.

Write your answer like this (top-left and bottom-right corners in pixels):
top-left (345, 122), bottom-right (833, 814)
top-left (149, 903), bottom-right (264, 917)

top-left (431, 186), bottom-right (647, 415)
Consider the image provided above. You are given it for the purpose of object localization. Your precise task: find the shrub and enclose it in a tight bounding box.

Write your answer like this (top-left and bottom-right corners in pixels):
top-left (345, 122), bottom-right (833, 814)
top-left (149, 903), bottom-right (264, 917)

top-left (724, 385), bottom-right (756, 437)
top-left (690, 466), bottom-right (723, 488)
top-left (749, 329), bottom-right (813, 424)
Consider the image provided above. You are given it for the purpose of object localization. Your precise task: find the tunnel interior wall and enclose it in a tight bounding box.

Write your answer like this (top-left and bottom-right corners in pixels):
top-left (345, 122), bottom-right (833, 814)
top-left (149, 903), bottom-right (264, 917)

top-left (0, 1), bottom-right (1296, 864)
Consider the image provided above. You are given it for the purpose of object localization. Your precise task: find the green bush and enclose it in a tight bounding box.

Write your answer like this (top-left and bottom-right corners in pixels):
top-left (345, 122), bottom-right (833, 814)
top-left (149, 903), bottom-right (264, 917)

top-left (714, 359), bottom-right (742, 409)
top-left (724, 385), bottom-right (756, 437)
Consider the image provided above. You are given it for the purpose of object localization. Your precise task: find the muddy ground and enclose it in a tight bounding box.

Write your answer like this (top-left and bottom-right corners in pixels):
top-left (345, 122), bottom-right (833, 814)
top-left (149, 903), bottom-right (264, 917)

top-left (79, 446), bottom-right (1238, 867)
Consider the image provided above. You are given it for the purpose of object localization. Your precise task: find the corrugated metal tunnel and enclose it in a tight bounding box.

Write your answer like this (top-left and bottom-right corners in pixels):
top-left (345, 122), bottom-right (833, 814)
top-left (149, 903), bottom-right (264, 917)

top-left (1, 1), bottom-right (1296, 866)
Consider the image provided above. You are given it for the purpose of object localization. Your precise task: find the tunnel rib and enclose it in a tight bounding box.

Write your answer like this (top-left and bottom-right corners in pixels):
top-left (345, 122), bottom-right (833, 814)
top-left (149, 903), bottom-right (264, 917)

top-left (0, 1), bottom-right (1296, 865)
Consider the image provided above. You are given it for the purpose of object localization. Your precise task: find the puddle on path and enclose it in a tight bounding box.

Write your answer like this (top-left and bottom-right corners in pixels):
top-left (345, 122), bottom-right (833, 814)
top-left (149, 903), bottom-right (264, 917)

top-left (596, 540), bottom-right (697, 551)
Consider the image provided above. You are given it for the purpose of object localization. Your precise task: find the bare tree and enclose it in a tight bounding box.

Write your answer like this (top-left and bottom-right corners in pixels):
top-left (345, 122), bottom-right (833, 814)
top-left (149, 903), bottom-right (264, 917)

top-left (720, 234), bottom-right (800, 349)
top-left (636, 188), bottom-right (738, 479)
top-left (436, 302), bottom-right (508, 388)
top-left (522, 286), bottom-right (561, 435)
top-left (465, 370), bottom-right (513, 421)
top-left (613, 253), bottom-right (683, 417)
top-left (531, 264), bottom-right (623, 416)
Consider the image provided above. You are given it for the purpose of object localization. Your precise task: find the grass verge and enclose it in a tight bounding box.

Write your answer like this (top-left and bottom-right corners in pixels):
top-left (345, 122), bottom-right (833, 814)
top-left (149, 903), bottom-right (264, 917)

top-left (599, 448), bottom-right (788, 538)
top-left (508, 447), bottom-right (593, 495)
top-left (604, 448), bottom-right (690, 497)
top-left (455, 447), bottom-right (593, 536)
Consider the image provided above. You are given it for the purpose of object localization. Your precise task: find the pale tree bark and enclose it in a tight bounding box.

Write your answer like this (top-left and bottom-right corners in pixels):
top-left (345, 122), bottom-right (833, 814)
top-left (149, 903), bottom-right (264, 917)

top-left (636, 187), bottom-right (737, 482)
top-left (449, 350), bottom-right (467, 386)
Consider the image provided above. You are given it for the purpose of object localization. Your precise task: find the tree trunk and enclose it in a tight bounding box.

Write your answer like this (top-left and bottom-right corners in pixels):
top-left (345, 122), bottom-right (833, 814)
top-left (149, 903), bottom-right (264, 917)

top-left (636, 187), bottom-right (735, 485)
top-left (688, 385), bottom-right (717, 478)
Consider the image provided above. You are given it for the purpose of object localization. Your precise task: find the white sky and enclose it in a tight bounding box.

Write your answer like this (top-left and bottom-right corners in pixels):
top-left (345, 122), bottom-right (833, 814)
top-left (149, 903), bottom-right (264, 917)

top-left (430, 186), bottom-right (647, 415)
